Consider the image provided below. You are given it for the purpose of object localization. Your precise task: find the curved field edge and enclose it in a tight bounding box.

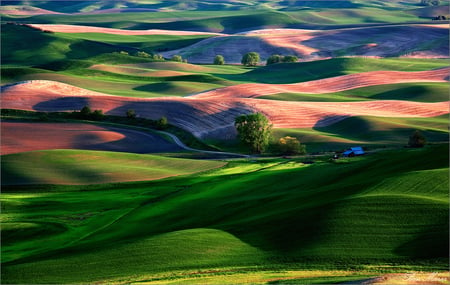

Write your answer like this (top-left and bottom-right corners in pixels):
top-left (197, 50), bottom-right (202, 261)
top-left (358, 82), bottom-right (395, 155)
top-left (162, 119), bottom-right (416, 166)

top-left (1, 149), bottom-right (226, 185)
top-left (2, 144), bottom-right (448, 284)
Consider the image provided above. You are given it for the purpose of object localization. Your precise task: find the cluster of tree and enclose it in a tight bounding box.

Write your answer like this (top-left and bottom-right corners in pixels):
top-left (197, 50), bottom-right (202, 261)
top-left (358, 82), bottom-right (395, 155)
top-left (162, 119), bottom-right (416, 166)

top-left (266, 54), bottom-right (299, 65)
top-left (420, 0), bottom-right (440, 5)
top-left (433, 15), bottom-right (447, 20)
top-left (72, 106), bottom-right (104, 121)
top-left (171, 54), bottom-right (188, 63)
top-left (118, 51), bottom-right (165, 61)
top-left (126, 109), bottom-right (168, 130)
top-left (235, 112), bottom-right (306, 154)
top-left (277, 136), bottom-right (306, 155)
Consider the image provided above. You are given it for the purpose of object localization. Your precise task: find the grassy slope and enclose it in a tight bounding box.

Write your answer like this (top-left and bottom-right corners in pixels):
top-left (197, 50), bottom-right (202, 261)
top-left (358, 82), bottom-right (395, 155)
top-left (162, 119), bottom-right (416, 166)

top-left (237, 58), bottom-right (450, 84)
top-left (2, 144), bottom-right (448, 284)
top-left (271, 115), bottom-right (449, 153)
top-left (1, 149), bottom-right (226, 185)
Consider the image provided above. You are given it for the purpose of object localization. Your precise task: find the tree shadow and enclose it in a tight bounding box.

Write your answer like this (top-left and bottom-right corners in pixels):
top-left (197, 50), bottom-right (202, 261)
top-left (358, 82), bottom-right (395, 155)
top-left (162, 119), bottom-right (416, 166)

top-left (33, 97), bottom-right (89, 112)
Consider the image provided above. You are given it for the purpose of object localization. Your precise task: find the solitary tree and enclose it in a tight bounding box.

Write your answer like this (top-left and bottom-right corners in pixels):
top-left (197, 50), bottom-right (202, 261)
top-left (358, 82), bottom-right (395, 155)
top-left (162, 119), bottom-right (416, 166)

top-left (266, 54), bottom-right (283, 65)
top-left (278, 136), bottom-right (306, 155)
top-left (156, 116), bottom-right (168, 130)
top-left (235, 113), bottom-right (272, 153)
top-left (282, 55), bottom-right (299, 63)
top-left (408, 130), bottom-right (427, 148)
top-left (171, 55), bottom-right (183, 62)
top-left (241, 52), bottom-right (260, 66)
top-left (126, 109), bottom-right (136, 119)
top-left (214, 55), bottom-right (225, 65)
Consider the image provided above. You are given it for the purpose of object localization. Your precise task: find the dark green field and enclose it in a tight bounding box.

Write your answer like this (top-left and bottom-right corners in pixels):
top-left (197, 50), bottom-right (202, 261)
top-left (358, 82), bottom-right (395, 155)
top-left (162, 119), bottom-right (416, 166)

top-left (1, 0), bottom-right (449, 284)
top-left (2, 145), bottom-right (448, 283)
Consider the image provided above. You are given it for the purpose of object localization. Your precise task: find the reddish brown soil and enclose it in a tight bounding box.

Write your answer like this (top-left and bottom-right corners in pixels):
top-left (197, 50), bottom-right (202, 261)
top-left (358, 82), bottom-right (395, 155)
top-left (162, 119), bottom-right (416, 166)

top-left (1, 122), bottom-right (182, 155)
top-left (2, 72), bottom-right (449, 140)
top-left (162, 24), bottom-right (449, 63)
top-left (27, 24), bottom-right (224, 36)
top-left (192, 68), bottom-right (450, 99)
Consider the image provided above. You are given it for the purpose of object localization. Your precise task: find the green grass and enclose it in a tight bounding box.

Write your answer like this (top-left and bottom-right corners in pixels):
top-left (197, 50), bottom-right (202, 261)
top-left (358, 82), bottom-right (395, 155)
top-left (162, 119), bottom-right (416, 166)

top-left (269, 115), bottom-right (449, 153)
top-left (237, 58), bottom-right (450, 84)
top-left (55, 32), bottom-right (213, 53)
top-left (1, 149), bottom-right (226, 185)
top-left (2, 144), bottom-right (448, 283)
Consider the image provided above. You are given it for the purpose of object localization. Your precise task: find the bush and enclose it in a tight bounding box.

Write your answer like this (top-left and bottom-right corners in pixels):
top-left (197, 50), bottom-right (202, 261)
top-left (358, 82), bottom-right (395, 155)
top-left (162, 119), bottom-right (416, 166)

top-left (126, 109), bottom-right (136, 119)
top-left (136, 51), bottom-right (150, 58)
top-left (266, 54), bottom-right (283, 65)
top-left (278, 136), bottom-right (306, 155)
top-left (80, 105), bottom-right (92, 118)
top-left (91, 109), bottom-right (104, 121)
top-left (153, 54), bottom-right (165, 61)
top-left (282, 55), bottom-right (299, 63)
top-left (408, 130), bottom-right (427, 148)
top-left (241, 52), bottom-right (260, 67)
top-left (214, 55), bottom-right (225, 65)
top-left (156, 116), bottom-right (168, 130)
top-left (171, 55), bottom-right (183, 62)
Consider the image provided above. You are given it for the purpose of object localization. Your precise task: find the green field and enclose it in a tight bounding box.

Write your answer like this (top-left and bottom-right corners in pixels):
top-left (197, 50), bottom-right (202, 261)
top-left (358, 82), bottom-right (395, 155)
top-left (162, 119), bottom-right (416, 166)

top-left (1, 1), bottom-right (449, 283)
top-left (2, 144), bottom-right (448, 284)
top-left (1, 149), bottom-right (226, 185)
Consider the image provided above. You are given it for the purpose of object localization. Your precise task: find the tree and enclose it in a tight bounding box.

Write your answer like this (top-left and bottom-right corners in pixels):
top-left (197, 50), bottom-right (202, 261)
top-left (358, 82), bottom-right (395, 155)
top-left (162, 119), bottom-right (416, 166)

top-left (152, 54), bottom-right (164, 61)
top-left (420, 0), bottom-right (440, 5)
top-left (235, 113), bottom-right (272, 153)
top-left (214, 55), bottom-right (225, 65)
top-left (408, 130), bottom-right (427, 148)
top-left (278, 136), bottom-right (306, 155)
top-left (282, 55), bottom-right (298, 63)
top-left (91, 109), bottom-right (104, 121)
top-left (171, 55), bottom-right (183, 62)
top-left (156, 116), bottom-right (168, 130)
top-left (266, 54), bottom-right (283, 65)
top-left (241, 52), bottom-right (260, 66)
top-left (136, 51), bottom-right (150, 58)
top-left (126, 109), bottom-right (136, 119)
top-left (80, 105), bottom-right (92, 118)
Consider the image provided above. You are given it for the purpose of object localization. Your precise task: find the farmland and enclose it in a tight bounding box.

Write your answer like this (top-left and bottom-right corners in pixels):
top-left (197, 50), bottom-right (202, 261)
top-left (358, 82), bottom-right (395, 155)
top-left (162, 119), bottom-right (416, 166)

top-left (1, 0), bottom-right (449, 284)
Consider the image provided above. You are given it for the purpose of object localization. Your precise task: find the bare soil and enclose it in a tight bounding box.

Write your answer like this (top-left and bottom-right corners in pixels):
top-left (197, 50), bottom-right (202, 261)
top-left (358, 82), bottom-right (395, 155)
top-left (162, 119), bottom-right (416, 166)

top-left (1, 122), bottom-right (182, 155)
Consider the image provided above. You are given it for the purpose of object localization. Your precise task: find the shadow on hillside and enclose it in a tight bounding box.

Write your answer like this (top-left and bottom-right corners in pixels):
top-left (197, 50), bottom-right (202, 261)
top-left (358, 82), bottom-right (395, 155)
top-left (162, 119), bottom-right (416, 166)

top-left (33, 97), bottom-right (89, 112)
top-left (72, 126), bottom-right (183, 154)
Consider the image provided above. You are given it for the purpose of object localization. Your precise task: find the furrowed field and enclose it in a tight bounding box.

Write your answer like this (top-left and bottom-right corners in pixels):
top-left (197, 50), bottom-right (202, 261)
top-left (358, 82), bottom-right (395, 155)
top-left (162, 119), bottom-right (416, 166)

top-left (1, 0), bottom-right (449, 284)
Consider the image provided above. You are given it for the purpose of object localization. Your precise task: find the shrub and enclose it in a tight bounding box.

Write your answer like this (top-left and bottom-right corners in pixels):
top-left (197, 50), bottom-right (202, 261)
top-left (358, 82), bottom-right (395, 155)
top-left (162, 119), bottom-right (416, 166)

top-left (153, 54), bottom-right (165, 61)
top-left (282, 55), bottom-right (299, 63)
top-left (266, 54), bottom-right (283, 65)
top-left (408, 130), bottom-right (427, 148)
top-left (214, 55), bottom-right (225, 65)
top-left (136, 51), bottom-right (150, 58)
top-left (171, 55), bottom-right (183, 62)
top-left (156, 116), bottom-right (168, 130)
top-left (241, 52), bottom-right (260, 66)
top-left (126, 109), bottom-right (137, 119)
top-left (278, 136), bottom-right (306, 155)
top-left (91, 109), bottom-right (104, 121)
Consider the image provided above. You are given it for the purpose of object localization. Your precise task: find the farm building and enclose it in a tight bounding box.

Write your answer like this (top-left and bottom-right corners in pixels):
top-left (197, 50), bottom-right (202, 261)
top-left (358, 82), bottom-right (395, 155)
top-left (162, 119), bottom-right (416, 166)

top-left (342, 147), bottom-right (365, 157)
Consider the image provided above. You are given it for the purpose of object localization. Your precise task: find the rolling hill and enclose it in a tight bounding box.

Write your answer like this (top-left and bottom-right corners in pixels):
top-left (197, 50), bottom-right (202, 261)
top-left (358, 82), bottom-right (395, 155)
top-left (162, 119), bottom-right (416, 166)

top-left (2, 144), bottom-right (448, 283)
